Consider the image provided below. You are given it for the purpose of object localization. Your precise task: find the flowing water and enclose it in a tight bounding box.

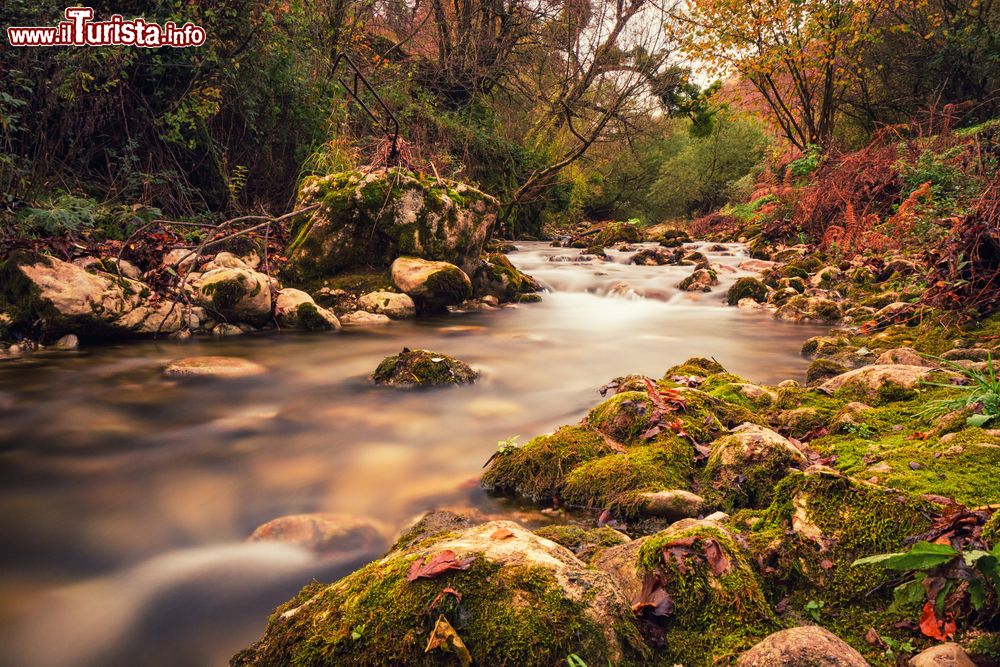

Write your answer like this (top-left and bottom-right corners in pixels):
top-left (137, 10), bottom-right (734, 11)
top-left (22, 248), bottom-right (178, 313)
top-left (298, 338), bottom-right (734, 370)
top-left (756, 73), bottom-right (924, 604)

top-left (0, 242), bottom-right (827, 667)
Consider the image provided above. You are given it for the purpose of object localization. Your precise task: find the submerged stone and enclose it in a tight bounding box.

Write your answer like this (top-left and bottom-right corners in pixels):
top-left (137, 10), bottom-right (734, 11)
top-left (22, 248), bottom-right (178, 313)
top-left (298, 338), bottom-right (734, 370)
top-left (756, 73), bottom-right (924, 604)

top-left (248, 513), bottom-right (386, 556)
top-left (372, 348), bottom-right (477, 387)
top-left (356, 290), bottom-right (416, 319)
top-left (164, 356), bottom-right (267, 379)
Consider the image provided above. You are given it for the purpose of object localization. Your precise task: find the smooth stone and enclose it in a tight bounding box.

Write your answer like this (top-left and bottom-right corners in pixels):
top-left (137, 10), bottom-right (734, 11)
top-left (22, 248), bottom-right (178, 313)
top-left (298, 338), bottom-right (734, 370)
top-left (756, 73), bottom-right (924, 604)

top-left (164, 356), bottom-right (266, 378)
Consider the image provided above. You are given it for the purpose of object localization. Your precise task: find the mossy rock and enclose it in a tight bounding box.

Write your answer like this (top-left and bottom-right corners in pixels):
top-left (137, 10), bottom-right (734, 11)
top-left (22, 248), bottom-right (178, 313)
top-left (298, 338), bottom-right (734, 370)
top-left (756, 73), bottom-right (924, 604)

top-left (658, 229), bottom-right (692, 247)
top-left (286, 168), bottom-right (498, 281)
top-left (703, 423), bottom-right (807, 510)
top-left (619, 520), bottom-right (779, 665)
top-left (572, 222), bottom-right (642, 249)
top-left (481, 426), bottom-right (614, 501)
top-left (372, 348), bottom-right (477, 387)
top-left (562, 441), bottom-right (696, 517)
top-left (663, 357), bottom-right (727, 380)
top-left (587, 391), bottom-right (660, 444)
top-left (232, 521), bottom-right (650, 666)
top-left (806, 359), bottom-right (849, 386)
top-left (471, 253), bottom-right (540, 303)
top-left (727, 277), bottom-right (769, 306)
top-left (757, 468), bottom-right (934, 605)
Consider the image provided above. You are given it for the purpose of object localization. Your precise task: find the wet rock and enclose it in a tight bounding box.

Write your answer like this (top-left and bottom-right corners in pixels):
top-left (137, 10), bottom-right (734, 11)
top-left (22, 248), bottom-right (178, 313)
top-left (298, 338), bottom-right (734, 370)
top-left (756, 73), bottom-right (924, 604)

top-left (194, 267), bottom-right (273, 325)
top-left (340, 310), bottom-right (392, 326)
top-left (164, 356), bottom-right (267, 378)
top-left (736, 626), bottom-right (870, 666)
top-left (52, 334), bottom-right (79, 350)
top-left (274, 288), bottom-right (340, 331)
top-left (285, 168), bottom-right (497, 279)
top-left (637, 489), bottom-right (705, 519)
top-left (705, 423), bottom-right (807, 509)
top-left (571, 221), bottom-right (642, 249)
top-left (679, 268), bottom-right (718, 292)
top-left (876, 347), bottom-right (933, 366)
top-left (471, 253), bottom-right (540, 302)
top-left (608, 281), bottom-right (637, 299)
top-left (212, 323), bottom-right (245, 336)
top-left (806, 359), bottom-right (849, 386)
top-left (247, 513), bottom-right (386, 556)
top-left (942, 348), bottom-right (992, 362)
top-left (356, 290), bottom-right (416, 319)
top-left (909, 643), bottom-right (976, 667)
top-left (372, 348), bottom-right (477, 387)
top-left (658, 229), bottom-right (691, 247)
top-left (727, 277), bottom-right (768, 305)
top-left (391, 256), bottom-right (472, 311)
top-left (232, 520), bottom-right (648, 666)
top-left (738, 259), bottom-right (777, 273)
top-left (630, 248), bottom-right (671, 266)
top-left (776, 295), bottom-right (843, 322)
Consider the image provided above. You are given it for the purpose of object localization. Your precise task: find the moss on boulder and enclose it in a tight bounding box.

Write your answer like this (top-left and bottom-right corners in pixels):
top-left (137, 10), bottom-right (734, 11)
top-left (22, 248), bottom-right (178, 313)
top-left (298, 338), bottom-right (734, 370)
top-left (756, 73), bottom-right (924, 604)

top-left (471, 253), bottom-right (540, 303)
top-left (704, 423), bottom-right (807, 510)
top-left (285, 168), bottom-right (498, 280)
top-left (727, 277), bottom-right (769, 306)
top-left (373, 348), bottom-right (477, 387)
top-left (532, 525), bottom-right (631, 563)
top-left (232, 521), bottom-right (649, 666)
top-left (390, 256), bottom-right (473, 312)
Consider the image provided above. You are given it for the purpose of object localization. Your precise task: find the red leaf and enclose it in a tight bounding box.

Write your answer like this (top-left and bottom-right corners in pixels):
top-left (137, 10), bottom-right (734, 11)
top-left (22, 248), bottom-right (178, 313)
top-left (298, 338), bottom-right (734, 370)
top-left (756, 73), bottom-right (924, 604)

top-left (407, 550), bottom-right (472, 582)
top-left (703, 538), bottom-right (732, 576)
top-left (918, 600), bottom-right (956, 640)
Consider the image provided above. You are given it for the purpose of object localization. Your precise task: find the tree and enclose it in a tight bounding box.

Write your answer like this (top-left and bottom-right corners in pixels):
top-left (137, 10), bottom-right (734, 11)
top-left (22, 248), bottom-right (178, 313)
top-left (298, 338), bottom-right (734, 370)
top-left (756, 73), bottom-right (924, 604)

top-left (681, 0), bottom-right (887, 149)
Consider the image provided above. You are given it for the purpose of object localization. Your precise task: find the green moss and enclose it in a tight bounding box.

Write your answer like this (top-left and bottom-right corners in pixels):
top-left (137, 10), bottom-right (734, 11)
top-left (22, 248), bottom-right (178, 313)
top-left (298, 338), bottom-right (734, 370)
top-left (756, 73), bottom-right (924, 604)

top-left (727, 277), bottom-right (769, 306)
top-left (703, 428), bottom-right (805, 511)
top-left (294, 302), bottom-right (333, 331)
top-left (573, 222), bottom-right (642, 249)
top-left (235, 550), bottom-right (646, 666)
top-left (202, 277), bottom-right (247, 314)
top-left (481, 426), bottom-right (614, 501)
top-left (475, 253), bottom-right (539, 302)
top-left (373, 348), bottom-right (477, 387)
top-left (423, 265), bottom-right (472, 306)
top-left (664, 357), bottom-right (727, 379)
top-left (983, 512), bottom-right (1000, 548)
top-left (759, 470), bottom-right (933, 605)
top-left (636, 523), bottom-right (778, 665)
top-left (562, 441), bottom-right (695, 516)
top-left (587, 392), bottom-right (659, 444)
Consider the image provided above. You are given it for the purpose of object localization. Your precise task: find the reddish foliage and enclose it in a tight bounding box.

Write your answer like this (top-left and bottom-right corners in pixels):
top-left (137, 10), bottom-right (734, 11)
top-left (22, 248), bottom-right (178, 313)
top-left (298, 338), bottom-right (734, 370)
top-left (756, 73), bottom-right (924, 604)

top-left (406, 550), bottom-right (472, 581)
top-left (687, 213), bottom-right (741, 238)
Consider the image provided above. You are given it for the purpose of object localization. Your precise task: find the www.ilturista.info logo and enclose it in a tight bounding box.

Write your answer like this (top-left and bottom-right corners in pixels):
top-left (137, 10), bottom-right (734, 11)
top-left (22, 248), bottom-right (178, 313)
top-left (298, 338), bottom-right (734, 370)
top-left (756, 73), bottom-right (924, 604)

top-left (7, 7), bottom-right (206, 47)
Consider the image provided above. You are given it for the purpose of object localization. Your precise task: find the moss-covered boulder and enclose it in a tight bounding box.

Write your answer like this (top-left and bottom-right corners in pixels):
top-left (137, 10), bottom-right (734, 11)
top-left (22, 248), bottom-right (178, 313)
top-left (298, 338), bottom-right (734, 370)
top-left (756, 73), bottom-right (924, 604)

top-left (727, 277), bottom-right (769, 306)
top-left (704, 423), bottom-right (807, 510)
top-left (806, 359), bottom-right (849, 386)
top-left (285, 168), bottom-right (497, 280)
top-left (391, 257), bottom-right (472, 312)
top-left (630, 249), bottom-right (671, 266)
top-left (231, 520), bottom-right (649, 666)
top-left (596, 519), bottom-right (778, 665)
top-left (818, 364), bottom-right (939, 402)
top-left (372, 348), bottom-right (477, 387)
top-left (274, 288), bottom-right (340, 331)
top-left (481, 426), bottom-right (614, 501)
top-left (532, 525), bottom-right (631, 564)
top-left (471, 253), bottom-right (540, 303)
top-left (678, 268), bottom-right (718, 292)
top-left (658, 229), bottom-right (692, 247)
top-left (194, 267), bottom-right (273, 325)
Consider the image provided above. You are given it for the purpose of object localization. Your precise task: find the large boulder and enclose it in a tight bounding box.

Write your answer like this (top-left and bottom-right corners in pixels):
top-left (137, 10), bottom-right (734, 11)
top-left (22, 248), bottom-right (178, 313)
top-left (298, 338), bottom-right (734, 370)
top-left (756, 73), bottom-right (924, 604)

top-left (736, 626), bottom-right (870, 666)
top-left (231, 520), bottom-right (649, 666)
top-left (194, 268), bottom-right (273, 326)
top-left (391, 257), bottom-right (472, 311)
top-left (819, 364), bottom-right (940, 401)
top-left (285, 168), bottom-right (498, 280)
top-left (274, 288), bottom-right (340, 331)
top-left (0, 252), bottom-right (146, 339)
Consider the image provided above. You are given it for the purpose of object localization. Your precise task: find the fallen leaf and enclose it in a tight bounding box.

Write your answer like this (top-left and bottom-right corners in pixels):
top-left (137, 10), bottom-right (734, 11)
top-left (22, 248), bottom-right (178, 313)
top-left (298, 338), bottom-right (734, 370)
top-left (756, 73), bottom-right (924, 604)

top-left (490, 528), bottom-right (515, 540)
top-left (425, 615), bottom-right (472, 667)
top-left (428, 587), bottom-right (462, 611)
top-left (864, 627), bottom-right (887, 649)
top-left (918, 600), bottom-right (956, 640)
top-left (407, 550), bottom-right (472, 582)
top-left (703, 538), bottom-right (732, 576)
top-left (632, 572), bottom-right (674, 617)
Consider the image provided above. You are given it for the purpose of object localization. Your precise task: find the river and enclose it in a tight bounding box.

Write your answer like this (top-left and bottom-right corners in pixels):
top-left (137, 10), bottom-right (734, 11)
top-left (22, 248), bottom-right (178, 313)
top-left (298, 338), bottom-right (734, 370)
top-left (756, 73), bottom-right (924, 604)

top-left (0, 241), bottom-right (826, 667)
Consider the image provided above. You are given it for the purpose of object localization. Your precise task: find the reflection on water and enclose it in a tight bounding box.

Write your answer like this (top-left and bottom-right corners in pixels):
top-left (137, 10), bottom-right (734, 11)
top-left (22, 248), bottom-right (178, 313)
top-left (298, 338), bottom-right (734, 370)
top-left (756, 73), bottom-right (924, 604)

top-left (0, 242), bottom-right (827, 666)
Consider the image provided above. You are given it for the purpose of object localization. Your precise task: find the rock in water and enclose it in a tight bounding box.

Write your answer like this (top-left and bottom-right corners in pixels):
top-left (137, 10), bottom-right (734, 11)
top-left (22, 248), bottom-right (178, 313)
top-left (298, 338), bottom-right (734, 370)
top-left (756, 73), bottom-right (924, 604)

top-left (164, 356), bottom-right (267, 378)
top-left (340, 310), bottom-right (392, 326)
top-left (274, 288), bottom-right (340, 331)
top-left (737, 626), bottom-right (871, 666)
top-left (230, 520), bottom-right (649, 666)
top-left (390, 257), bottom-right (472, 311)
top-left (284, 168), bottom-right (498, 280)
top-left (357, 290), bottom-right (416, 319)
top-left (372, 348), bottom-right (477, 387)
top-left (471, 253), bottom-right (540, 303)
top-left (247, 513), bottom-right (386, 556)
